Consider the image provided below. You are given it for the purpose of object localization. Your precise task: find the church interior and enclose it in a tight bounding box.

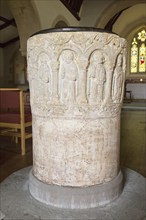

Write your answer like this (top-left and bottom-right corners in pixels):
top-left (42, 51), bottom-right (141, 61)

top-left (0, 0), bottom-right (146, 219)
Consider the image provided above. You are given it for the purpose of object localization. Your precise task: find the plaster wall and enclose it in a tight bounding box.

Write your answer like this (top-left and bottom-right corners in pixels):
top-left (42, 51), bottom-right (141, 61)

top-left (127, 83), bottom-right (146, 100)
top-left (80, 0), bottom-right (115, 27)
top-left (113, 4), bottom-right (146, 37)
top-left (32, 0), bottom-right (78, 28)
top-left (2, 41), bottom-right (19, 87)
top-left (95, 0), bottom-right (146, 29)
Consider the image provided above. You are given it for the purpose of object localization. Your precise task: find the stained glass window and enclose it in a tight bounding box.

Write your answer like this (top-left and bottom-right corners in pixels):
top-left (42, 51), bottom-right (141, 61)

top-left (130, 29), bottom-right (146, 73)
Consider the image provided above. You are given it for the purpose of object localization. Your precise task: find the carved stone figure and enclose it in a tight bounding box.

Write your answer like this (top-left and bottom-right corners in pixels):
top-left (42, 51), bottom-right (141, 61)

top-left (59, 50), bottom-right (78, 104)
top-left (88, 50), bottom-right (106, 103)
top-left (112, 54), bottom-right (123, 102)
top-left (37, 53), bottom-right (50, 102)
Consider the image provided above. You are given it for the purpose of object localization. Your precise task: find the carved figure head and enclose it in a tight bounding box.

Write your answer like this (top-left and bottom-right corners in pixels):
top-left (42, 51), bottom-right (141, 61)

top-left (61, 50), bottom-right (74, 64)
top-left (92, 50), bottom-right (105, 64)
top-left (38, 53), bottom-right (49, 65)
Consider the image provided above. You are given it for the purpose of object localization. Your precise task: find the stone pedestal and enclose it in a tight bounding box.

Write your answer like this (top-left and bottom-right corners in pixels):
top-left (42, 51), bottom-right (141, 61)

top-left (27, 27), bottom-right (127, 209)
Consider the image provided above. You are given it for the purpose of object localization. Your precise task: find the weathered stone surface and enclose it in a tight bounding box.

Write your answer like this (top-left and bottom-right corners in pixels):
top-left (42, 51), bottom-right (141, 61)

top-left (27, 28), bottom-right (127, 187)
top-left (29, 169), bottom-right (123, 209)
top-left (1, 167), bottom-right (145, 216)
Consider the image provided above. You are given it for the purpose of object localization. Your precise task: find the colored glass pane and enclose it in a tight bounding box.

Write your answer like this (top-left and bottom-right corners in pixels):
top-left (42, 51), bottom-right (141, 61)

top-left (132, 38), bottom-right (137, 45)
top-left (130, 29), bottom-right (146, 74)
top-left (131, 44), bottom-right (138, 73)
top-left (139, 43), bottom-right (146, 72)
top-left (138, 30), bottom-right (146, 42)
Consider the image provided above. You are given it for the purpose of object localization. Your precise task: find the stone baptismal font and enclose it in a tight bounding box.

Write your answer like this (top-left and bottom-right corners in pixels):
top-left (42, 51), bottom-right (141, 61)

top-left (27, 27), bottom-right (127, 209)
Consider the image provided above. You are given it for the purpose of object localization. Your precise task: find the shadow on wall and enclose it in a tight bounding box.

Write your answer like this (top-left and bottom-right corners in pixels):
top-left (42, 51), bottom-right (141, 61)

top-left (13, 49), bottom-right (28, 88)
top-left (55, 20), bottom-right (68, 28)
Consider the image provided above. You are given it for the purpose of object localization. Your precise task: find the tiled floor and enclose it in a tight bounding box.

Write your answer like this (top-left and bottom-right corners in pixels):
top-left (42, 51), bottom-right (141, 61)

top-left (0, 101), bottom-right (146, 182)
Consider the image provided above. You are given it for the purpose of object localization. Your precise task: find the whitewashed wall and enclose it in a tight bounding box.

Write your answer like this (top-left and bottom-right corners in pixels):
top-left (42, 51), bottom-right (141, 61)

top-left (127, 83), bottom-right (146, 99)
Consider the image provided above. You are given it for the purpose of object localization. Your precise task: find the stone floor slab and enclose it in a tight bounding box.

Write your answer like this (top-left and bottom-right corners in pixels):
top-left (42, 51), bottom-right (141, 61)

top-left (0, 167), bottom-right (146, 220)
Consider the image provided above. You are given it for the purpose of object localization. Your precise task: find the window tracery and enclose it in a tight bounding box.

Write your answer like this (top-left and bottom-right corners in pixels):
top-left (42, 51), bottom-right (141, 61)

top-left (130, 29), bottom-right (146, 73)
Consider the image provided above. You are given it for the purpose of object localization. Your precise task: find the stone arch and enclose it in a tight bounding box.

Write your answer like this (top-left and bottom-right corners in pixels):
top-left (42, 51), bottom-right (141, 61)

top-left (127, 25), bottom-right (146, 44)
top-left (52, 15), bottom-right (69, 28)
top-left (55, 21), bottom-right (68, 28)
top-left (112, 3), bottom-right (146, 37)
top-left (119, 19), bottom-right (146, 39)
top-left (6, 0), bottom-right (41, 56)
top-left (96, 0), bottom-right (146, 29)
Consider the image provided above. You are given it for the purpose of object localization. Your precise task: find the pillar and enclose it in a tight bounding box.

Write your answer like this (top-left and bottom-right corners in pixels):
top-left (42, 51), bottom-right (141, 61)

top-left (27, 27), bottom-right (127, 209)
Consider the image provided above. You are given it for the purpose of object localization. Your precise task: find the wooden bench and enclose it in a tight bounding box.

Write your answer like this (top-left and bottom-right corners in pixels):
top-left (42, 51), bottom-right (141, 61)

top-left (0, 88), bottom-right (32, 155)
